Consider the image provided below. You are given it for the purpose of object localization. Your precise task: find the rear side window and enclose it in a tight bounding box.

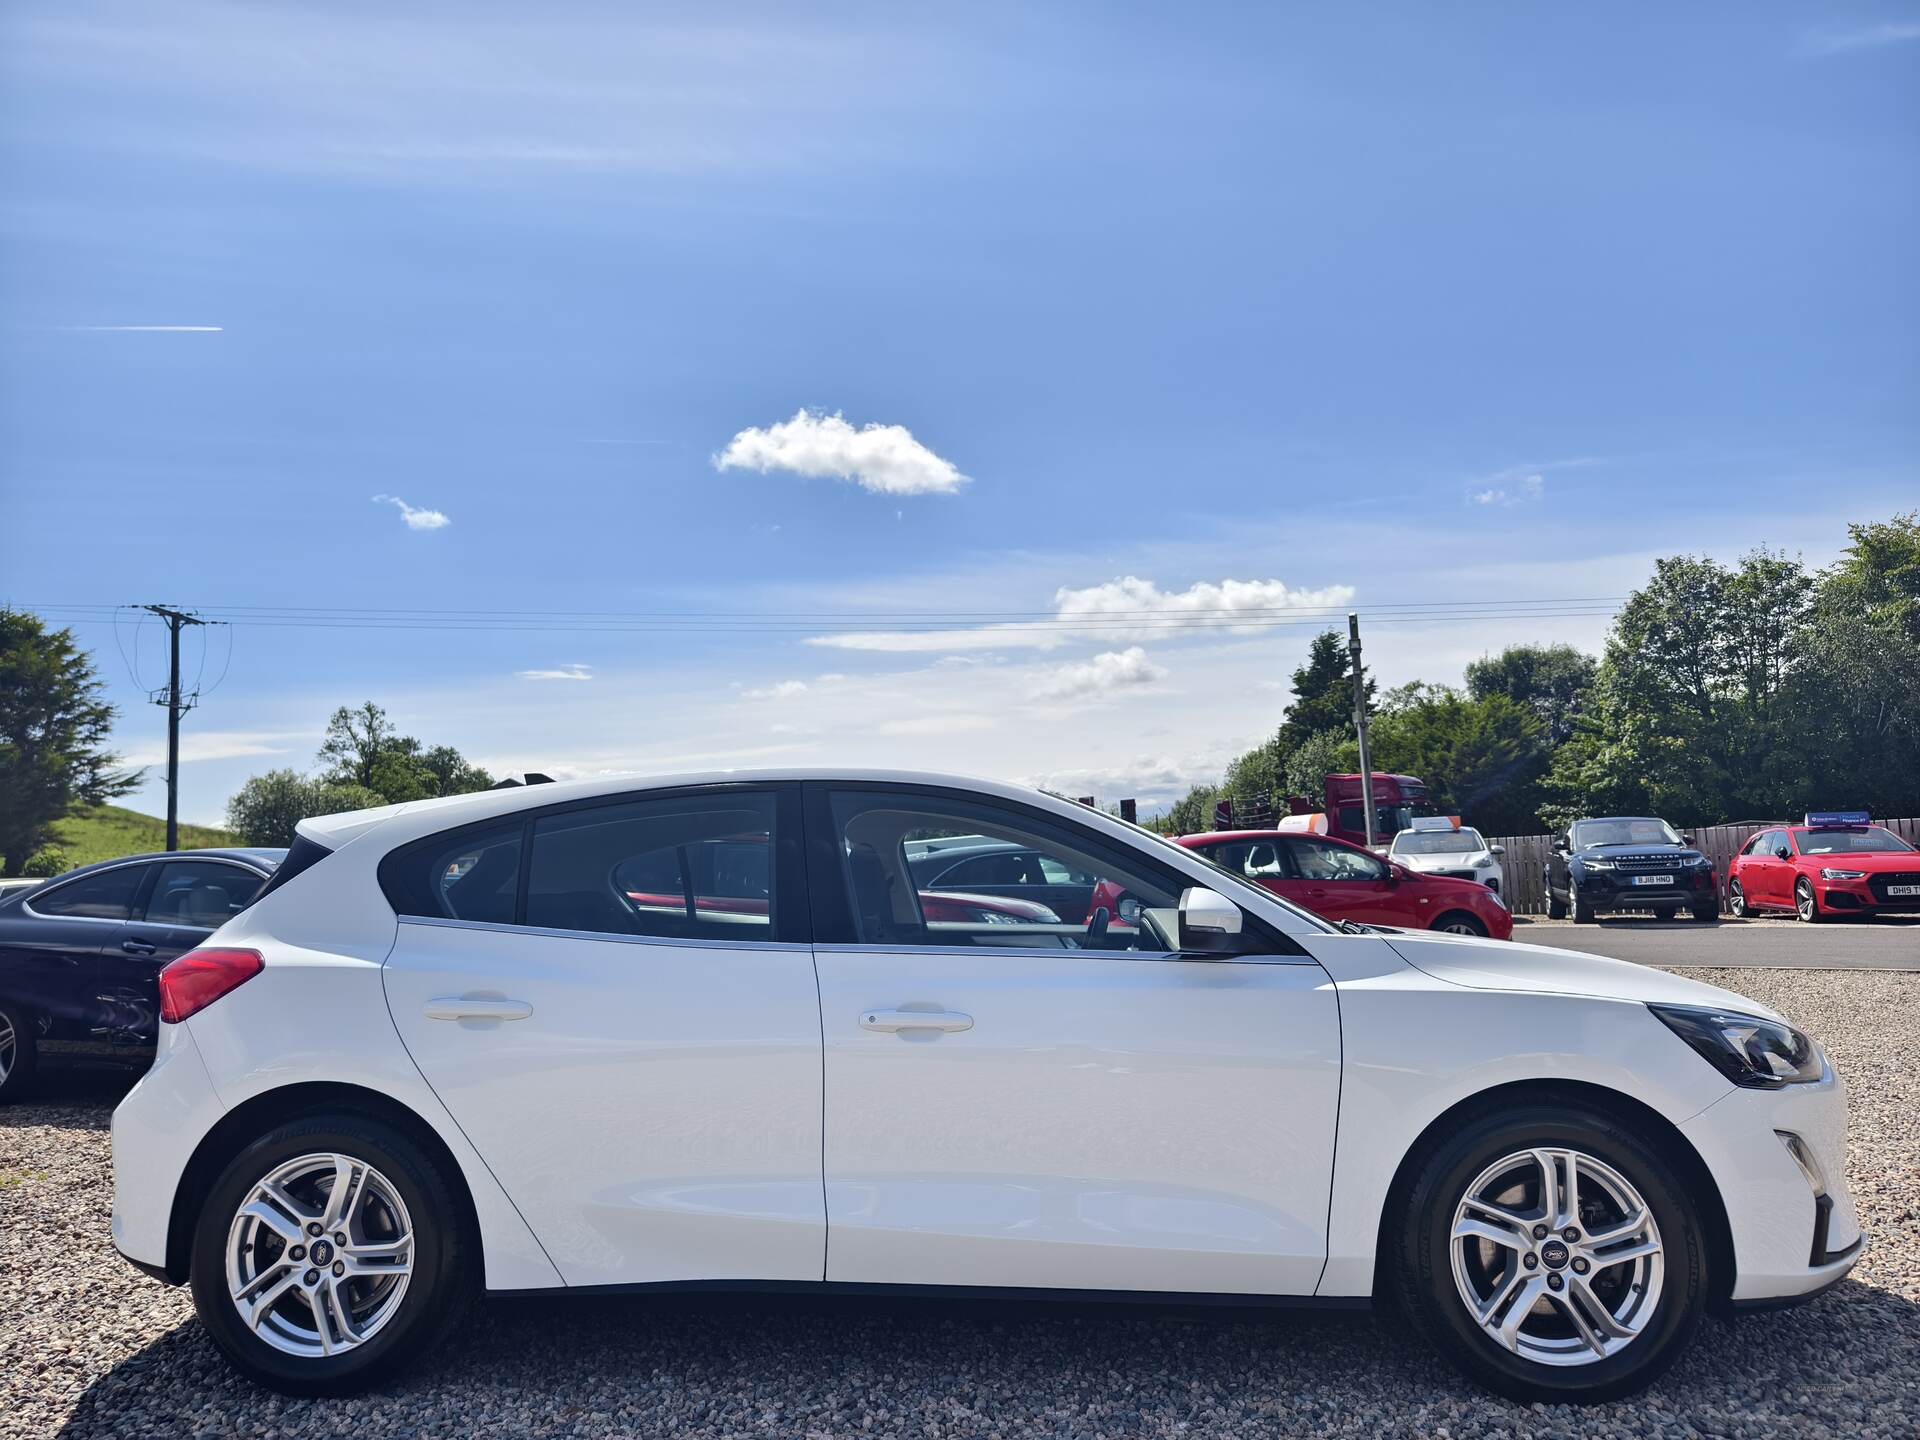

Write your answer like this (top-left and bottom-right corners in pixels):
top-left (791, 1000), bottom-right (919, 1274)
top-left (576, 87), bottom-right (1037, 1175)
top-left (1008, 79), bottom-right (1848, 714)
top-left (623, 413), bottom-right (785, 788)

top-left (526, 793), bottom-right (777, 942)
top-left (144, 861), bottom-right (266, 928)
top-left (383, 823), bottom-right (524, 925)
top-left (31, 863), bottom-right (147, 920)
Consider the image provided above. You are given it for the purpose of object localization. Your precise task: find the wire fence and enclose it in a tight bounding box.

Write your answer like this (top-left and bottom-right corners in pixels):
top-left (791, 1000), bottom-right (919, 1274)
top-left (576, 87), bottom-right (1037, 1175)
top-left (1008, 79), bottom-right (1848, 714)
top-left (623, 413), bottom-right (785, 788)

top-left (1487, 817), bottom-right (1920, 915)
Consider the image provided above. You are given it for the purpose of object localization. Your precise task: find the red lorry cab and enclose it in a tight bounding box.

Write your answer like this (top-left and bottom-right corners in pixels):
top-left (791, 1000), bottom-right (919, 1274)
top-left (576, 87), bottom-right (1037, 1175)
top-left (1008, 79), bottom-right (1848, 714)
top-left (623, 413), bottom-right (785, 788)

top-left (1288, 773), bottom-right (1439, 850)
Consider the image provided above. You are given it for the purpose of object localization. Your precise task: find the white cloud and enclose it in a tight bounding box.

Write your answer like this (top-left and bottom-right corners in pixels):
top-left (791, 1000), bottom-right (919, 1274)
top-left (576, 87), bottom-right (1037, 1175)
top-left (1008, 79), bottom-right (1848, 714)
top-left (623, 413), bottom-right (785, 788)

top-left (808, 575), bottom-right (1355, 652)
top-left (714, 408), bottom-right (968, 496)
top-left (1025, 755), bottom-right (1214, 809)
top-left (516, 664), bottom-right (593, 681)
top-left (743, 679), bottom-right (810, 701)
top-left (1470, 473), bottom-right (1545, 506)
top-left (51, 324), bottom-right (223, 332)
top-left (373, 494), bottom-right (451, 530)
top-left (1029, 647), bottom-right (1168, 702)
top-left (122, 729), bottom-right (311, 767)
top-left (1806, 22), bottom-right (1920, 54)
top-left (876, 713), bottom-right (997, 736)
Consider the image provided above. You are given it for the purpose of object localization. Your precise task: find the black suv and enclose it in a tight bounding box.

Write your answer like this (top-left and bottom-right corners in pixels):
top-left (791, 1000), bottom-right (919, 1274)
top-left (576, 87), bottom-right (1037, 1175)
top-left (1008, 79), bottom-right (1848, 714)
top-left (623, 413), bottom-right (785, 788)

top-left (1546, 817), bottom-right (1718, 922)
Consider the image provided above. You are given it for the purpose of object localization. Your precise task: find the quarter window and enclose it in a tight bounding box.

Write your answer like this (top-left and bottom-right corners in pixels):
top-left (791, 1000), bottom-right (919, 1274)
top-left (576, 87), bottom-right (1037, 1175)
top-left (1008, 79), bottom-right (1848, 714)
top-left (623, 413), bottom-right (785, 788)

top-left (31, 864), bottom-right (147, 920)
top-left (385, 823), bottom-right (523, 925)
top-left (830, 789), bottom-right (1182, 951)
top-left (144, 861), bottom-right (266, 928)
top-left (527, 793), bottom-right (777, 942)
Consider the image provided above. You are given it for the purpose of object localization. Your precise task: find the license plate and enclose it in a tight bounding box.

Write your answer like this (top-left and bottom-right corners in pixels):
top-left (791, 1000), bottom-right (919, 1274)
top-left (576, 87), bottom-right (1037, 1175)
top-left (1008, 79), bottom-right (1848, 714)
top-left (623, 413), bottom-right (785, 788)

top-left (1890, 884), bottom-right (1920, 897)
top-left (1631, 875), bottom-right (1675, 886)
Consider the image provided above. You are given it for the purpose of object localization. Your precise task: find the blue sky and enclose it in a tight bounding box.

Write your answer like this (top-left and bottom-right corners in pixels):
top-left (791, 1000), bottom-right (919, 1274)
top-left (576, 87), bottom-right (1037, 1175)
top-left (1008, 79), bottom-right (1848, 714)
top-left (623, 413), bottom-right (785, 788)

top-left (3, 2), bottom-right (1916, 823)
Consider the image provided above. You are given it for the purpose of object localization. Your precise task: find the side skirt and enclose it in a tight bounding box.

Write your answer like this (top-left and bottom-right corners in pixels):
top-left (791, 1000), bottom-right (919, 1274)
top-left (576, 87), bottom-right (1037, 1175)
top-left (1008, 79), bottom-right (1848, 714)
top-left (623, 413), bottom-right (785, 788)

top-left (489, 1278), bottom-right (1373, 1312)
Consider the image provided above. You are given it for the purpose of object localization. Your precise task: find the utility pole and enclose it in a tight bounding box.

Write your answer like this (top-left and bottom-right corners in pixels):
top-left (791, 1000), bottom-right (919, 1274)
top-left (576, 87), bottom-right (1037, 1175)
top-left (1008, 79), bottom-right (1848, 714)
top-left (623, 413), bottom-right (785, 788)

top-left (142, 605), bottom-right (208, 852)
top-left (1348, 611), bottom-right (1377, 849)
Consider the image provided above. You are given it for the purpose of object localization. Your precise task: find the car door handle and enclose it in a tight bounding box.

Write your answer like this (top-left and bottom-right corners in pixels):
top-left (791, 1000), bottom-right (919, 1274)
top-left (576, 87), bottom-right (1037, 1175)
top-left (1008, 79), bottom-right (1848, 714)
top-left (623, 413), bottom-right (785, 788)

top-left (423, 997), bottom-right (534, 1022)
top-left (859, 1009), bottom-right (973, 1034)
top-left (121, 939), bottom-right (158, 956)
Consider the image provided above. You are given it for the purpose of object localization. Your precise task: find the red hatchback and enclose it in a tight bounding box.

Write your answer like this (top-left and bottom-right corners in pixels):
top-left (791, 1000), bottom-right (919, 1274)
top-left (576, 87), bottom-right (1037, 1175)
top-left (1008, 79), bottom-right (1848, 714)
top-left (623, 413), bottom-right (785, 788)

top-left (1176, 829), bottom-right (1514, 940)
top-left (1727, 815), bottom-right (1920, 922)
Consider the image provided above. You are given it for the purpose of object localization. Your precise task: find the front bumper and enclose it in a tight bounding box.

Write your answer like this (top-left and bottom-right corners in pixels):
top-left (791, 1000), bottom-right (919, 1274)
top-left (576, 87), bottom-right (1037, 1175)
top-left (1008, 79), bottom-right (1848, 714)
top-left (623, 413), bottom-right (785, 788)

top-left (1812, 872), bottom-right (1920, 915)
top-left (1573, 867), bottom-right (1717, 908)
top-left (1680, 1061), bottom-right (1864, 1304)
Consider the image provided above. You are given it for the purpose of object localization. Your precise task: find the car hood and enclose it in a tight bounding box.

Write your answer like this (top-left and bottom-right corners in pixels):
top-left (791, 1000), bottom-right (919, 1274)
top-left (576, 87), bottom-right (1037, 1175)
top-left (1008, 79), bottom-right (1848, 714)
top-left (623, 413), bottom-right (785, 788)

top-left (1793, 852), bottom-right (1919, 871)
top-left (1381, 929), bottom-right (1784, 1019)
top-left (1397, 852), bottom-right (1490, 869)
top-left (1576, 843), bottom-right (1701, 859)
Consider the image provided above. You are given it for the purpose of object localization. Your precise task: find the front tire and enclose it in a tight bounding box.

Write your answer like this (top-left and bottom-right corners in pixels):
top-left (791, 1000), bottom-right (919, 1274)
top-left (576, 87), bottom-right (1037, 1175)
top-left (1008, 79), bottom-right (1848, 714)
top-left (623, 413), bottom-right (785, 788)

top-left (1727, 880), bottom-right (1748, 918)
top-left (1433, 912), bottom-right (1488, 937)
top-left (0, 1003), bottom-right (37, 1104)
top-left (1572, 893), bottom-right (1597, 924)
top-left (1546, 890), bottom-right (1568, 921)
top-left (189, 1114), bottom-right (472, 1395)
top-left (1394, 1103), bottom-right (1706, 1403)
top-left (1794, 878), bottom-right (1827, 923)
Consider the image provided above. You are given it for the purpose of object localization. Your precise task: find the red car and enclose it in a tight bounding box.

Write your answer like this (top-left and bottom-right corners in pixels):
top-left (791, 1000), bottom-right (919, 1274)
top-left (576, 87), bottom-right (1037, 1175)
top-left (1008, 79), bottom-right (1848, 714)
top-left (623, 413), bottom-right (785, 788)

top-left (1727, 813), bottom-right (1920, 922)
top-left (1176, 828), bottom-right (1514, 939)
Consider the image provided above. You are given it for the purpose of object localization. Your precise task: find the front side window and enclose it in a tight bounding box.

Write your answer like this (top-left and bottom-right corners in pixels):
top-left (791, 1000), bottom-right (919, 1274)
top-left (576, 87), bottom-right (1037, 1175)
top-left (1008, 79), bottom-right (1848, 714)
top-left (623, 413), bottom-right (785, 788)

top-left (1288, 837), bottom-right (1388, 882)
top-left (31, 863), bottom-right (147, 920)
top-left (528, 793), bottom-right (776, 941)
top-left (144, 860), bottom-right (267, 928)
top-left (827, 789), bottom-right (1182, 951)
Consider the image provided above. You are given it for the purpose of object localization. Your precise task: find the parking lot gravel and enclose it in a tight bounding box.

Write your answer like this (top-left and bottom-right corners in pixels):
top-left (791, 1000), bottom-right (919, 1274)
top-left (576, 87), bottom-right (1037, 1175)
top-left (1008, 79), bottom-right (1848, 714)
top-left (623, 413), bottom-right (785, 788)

top-left (4, 966), bottom-right (1916, 1440)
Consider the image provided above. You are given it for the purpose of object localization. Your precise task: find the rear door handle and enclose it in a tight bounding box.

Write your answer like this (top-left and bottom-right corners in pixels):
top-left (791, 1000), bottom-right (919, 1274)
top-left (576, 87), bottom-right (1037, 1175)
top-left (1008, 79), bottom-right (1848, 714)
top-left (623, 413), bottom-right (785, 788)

top-left (860, 1009), bottom-right (973, 1034)
top-left (424, 997), bottom-right (533, 1022)
top-left (121, 939), bottom-right (158, 956)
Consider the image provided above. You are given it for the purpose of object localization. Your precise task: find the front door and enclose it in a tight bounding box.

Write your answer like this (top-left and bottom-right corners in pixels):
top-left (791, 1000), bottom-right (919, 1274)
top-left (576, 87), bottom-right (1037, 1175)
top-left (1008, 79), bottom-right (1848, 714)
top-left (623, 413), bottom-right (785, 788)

top-left (381, 786), bottom-right (826, 1288)
top-left (810, 785), bottom-right (1340, 1296)
top-left (1744, 832), bottom-right (1785, 909)
top-left (1282, 836), bottom-right (1414, 926)
top-left (1, 861), bottom-right (152, 1054)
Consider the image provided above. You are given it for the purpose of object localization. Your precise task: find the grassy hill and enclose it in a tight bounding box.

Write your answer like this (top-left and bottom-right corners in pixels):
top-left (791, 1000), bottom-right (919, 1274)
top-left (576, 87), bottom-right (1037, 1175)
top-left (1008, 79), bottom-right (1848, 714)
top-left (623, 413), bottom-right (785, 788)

top-left (47, 805), bottom-right (240, 868)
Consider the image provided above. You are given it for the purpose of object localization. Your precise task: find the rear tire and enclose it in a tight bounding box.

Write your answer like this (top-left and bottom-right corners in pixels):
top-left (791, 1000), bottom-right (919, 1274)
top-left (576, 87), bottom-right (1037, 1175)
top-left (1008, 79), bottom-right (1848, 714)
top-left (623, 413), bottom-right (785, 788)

top-left (1393, 1102), bottom-right (1706, 1403)
top-left (189, 1113), bottom-right (472, 1395)
top-left (0, 1003), bottom-right (37, 1104)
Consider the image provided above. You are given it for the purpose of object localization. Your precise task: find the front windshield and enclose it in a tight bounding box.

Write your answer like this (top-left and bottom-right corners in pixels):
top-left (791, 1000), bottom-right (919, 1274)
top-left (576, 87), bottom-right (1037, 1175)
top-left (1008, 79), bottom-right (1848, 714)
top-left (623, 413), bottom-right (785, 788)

top-left (1574, 818), bottom-right (1683, 849)
top-left (1797, 826), bottom-right (1914, 856)
top-left (1393, 829), bottom-right (1485, 856)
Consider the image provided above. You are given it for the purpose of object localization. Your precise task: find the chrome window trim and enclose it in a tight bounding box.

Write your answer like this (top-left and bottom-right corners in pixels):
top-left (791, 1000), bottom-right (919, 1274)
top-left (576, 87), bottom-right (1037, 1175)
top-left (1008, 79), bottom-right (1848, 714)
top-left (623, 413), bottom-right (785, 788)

top-left (396, 913), bottom-right (811, 954)
top-left (809, 942), bottom-right (1320, 967)
top-left (21, 857), bottom-right (159, 925)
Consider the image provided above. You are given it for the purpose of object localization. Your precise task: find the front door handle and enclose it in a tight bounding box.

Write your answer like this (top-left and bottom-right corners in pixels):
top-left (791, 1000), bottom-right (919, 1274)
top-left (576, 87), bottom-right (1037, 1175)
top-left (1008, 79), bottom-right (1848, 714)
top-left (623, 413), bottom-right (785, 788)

top-left (121, 939), bottom-right (158, 956)
top-left (860, 1009), bottom-right (973, 1034)
top-left (424, 996), bottom-right (533, 1023)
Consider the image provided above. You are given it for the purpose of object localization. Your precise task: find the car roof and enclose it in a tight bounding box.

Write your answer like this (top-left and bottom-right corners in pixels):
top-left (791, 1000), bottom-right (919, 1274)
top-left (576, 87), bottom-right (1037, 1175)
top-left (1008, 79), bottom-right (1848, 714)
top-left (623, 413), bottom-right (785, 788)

top-left (1178, 829), bottom-right (1351, 848)
top-left (39, 847), bottom-right (285, 882)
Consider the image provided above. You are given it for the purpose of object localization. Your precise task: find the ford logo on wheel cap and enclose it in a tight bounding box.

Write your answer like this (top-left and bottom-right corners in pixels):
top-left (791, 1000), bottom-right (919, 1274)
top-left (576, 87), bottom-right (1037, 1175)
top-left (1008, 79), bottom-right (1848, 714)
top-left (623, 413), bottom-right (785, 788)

top-left (1539, 1239), bottom-right (1570, 1269)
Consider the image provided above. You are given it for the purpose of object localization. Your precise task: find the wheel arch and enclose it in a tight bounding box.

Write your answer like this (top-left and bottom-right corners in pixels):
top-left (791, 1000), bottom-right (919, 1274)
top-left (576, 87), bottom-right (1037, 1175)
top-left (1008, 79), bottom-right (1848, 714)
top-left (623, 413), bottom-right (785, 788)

top-left (1427, 909), bottom-right (1487, 935)
top-left (1371, 1078), bottom-right (1737, 1311)
top-left (163, 1081), bottom-right (482, 1286)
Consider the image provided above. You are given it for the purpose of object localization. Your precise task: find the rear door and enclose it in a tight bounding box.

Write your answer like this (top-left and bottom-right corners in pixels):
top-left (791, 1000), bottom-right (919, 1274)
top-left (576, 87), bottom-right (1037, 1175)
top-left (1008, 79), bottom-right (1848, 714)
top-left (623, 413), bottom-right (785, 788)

top-left (101, 859), bottom-right (271, 1042)
top-left (381, 785), bottom-right (826, 1288)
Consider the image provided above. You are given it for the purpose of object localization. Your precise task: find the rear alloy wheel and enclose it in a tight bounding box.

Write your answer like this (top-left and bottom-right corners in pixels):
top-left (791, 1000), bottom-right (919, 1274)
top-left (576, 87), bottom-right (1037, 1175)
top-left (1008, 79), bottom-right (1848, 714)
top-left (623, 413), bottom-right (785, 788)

top-left (1794, 878), bottom-right (1827, 924)
top-left (1397, 1105), bottom-right (1705, 1403)
top-left (1727, 880), bottom-right (1749, 919)
top-left (1434, 912), bottom-right (1488, 937)
top-left (0, 1003), bottom-right (36, 1104)
top-left (191, 1115), bottom-right (470, 1394)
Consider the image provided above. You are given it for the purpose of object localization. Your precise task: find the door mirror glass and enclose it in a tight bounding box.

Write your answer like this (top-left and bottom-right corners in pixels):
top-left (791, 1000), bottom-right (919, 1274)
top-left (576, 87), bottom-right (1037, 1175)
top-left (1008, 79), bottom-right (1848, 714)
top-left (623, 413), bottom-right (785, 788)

top-left (1115, 895), bottom-right (1144, 924)
top-left (1178, 886), bottom-right (1242, 952)
top-left (1775, 845), bottom-right (1792, 861)
top-left (1552, 837), bottom-right (1570, 853)
top-left (1490, 844), bottom-right (1506, 856)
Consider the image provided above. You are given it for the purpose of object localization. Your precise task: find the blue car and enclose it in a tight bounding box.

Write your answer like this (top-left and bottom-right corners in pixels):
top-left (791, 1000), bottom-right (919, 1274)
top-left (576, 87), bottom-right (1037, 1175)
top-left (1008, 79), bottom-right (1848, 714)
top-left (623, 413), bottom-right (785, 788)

top-left (0, 847), bottom-right (282, 1100)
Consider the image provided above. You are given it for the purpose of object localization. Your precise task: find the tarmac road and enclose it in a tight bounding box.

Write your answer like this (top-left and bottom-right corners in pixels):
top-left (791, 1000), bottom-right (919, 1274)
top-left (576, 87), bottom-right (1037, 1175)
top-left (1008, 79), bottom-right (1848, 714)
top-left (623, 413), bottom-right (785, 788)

top-left (1512, 912), bottom-right (1920, 969)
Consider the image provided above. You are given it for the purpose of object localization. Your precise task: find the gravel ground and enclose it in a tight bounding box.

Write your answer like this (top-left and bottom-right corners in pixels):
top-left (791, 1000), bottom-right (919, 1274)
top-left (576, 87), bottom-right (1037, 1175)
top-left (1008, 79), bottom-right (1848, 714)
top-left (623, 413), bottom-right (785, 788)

top-left (4, 967), bottom-right (1916, 1439)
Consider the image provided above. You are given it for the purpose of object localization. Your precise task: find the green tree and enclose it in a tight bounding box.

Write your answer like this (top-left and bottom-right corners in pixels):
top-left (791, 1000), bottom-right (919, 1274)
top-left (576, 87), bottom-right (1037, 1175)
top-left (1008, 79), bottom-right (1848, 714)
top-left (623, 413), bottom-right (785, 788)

top-left (316, 702), bottom-right (492, 804)
top-left (226, 769), bottom-right (388, 847)
top-left (1369, 689), bottom-right (1549, 835)
top-left (1464, 644), bottom-right (1597, 747)
top-left (1282, 729), bottom-right (1359, 800)
top-left (1149, 784), bottom-right (1221, 836)
top-left (1275, 630), bottom-right (1371, 752)
top-left (0, 610), bottom-right (138, 875)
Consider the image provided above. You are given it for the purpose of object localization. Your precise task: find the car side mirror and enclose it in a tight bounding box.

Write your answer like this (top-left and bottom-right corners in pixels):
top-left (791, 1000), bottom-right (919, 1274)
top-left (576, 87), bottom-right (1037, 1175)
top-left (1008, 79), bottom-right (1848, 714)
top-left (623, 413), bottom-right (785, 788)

top-left (1177, 886), bottom-right (1243, 953)
top-left (1775, 846), bottom-right (1791, 861)
top-left (1552, 838), bottom-right (1569, 853)
top-left (1682, 833), bottom-right (1695, 845)
top-left (1491, 845), bottom-right (1506, 857)
top-left (1116, 896), bottom-right (1143, 924)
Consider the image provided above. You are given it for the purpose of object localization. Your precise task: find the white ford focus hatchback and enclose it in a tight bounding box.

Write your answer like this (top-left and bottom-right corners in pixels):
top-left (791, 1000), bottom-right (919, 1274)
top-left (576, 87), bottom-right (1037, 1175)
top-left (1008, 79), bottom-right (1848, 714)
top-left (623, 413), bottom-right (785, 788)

top-left (111, 770), bottom-right (1861, 1402)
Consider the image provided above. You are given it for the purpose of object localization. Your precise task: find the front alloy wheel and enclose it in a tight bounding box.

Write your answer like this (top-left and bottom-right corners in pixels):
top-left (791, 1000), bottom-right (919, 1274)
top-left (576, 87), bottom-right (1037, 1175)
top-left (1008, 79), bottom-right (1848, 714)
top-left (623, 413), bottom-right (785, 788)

top-left (0, 1003), bottom-right (35, 1103)
top-left (191, 1115), bottom-right (470, 1394)
top-left (1795, 878), bottom-right (1826, 923)
top-left (1397, 1103), bottom-right (1704, 1403)
top-left (1727, 880), bottom-right (1748, 918)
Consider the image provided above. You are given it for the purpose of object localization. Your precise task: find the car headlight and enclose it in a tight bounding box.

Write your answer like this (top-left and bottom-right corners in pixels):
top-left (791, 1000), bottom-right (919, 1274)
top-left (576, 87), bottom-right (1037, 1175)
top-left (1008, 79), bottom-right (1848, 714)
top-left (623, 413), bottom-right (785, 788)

top-left (1486, 887), bottom-right (1508, 911)
top-left (1684, 854), bottom-right (1714, 868)
top-left (1578, 856), bottom-right (1615, 870)
top-left (1648, 1004), bottom-right (1825, 1088)
top-left (1820, 867), bottom-right (1867, 881)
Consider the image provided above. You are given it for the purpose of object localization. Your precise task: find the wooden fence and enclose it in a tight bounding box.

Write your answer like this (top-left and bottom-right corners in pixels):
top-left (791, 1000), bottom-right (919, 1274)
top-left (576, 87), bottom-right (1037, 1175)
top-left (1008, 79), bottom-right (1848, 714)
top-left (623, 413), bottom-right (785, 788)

top-left (1488, 817), bottom-right (1920, 916)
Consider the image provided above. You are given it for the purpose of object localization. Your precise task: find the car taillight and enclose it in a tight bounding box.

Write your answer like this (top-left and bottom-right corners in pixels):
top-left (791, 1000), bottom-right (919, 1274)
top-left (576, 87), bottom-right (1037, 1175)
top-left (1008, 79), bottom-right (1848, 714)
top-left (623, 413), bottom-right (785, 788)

top-left (158, 948), bottom-right (264, 1023)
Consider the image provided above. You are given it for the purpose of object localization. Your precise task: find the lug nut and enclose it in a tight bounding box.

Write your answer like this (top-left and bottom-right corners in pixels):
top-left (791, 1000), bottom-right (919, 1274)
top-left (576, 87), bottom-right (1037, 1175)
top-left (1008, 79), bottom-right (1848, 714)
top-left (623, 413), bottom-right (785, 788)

top-left (303, 1268), bottom-right (320, 1286)
top-left (334, 1233), bottom-right (348, 1247)
top-left (1523, 1254), bottom-right (1538, 1269)
top-left (1563, 1227), bottom-right (1581, 1242)
top-left (307, 1222), bottom-right (323, 1237)
top-left (1547, 1272), bottom-right (1564, 1292)
top-left (332, 1261), bottom-right (345, 1277)
top-left (1572, 1257), bottom-right (1590, 1275)
top-left (1532, 1224), bottom-right (1550, 1240)
top-left (289, 1245), bottom-right (305, 1261)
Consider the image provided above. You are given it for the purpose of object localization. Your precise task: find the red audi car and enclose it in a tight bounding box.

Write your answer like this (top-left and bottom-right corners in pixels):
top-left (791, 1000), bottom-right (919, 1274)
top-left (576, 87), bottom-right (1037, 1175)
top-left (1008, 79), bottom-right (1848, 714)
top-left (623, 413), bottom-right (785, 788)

top-left (1175, 829), bottom-right (1514, 939)
top-left (1727, 812), bottom-right (1920, 922)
